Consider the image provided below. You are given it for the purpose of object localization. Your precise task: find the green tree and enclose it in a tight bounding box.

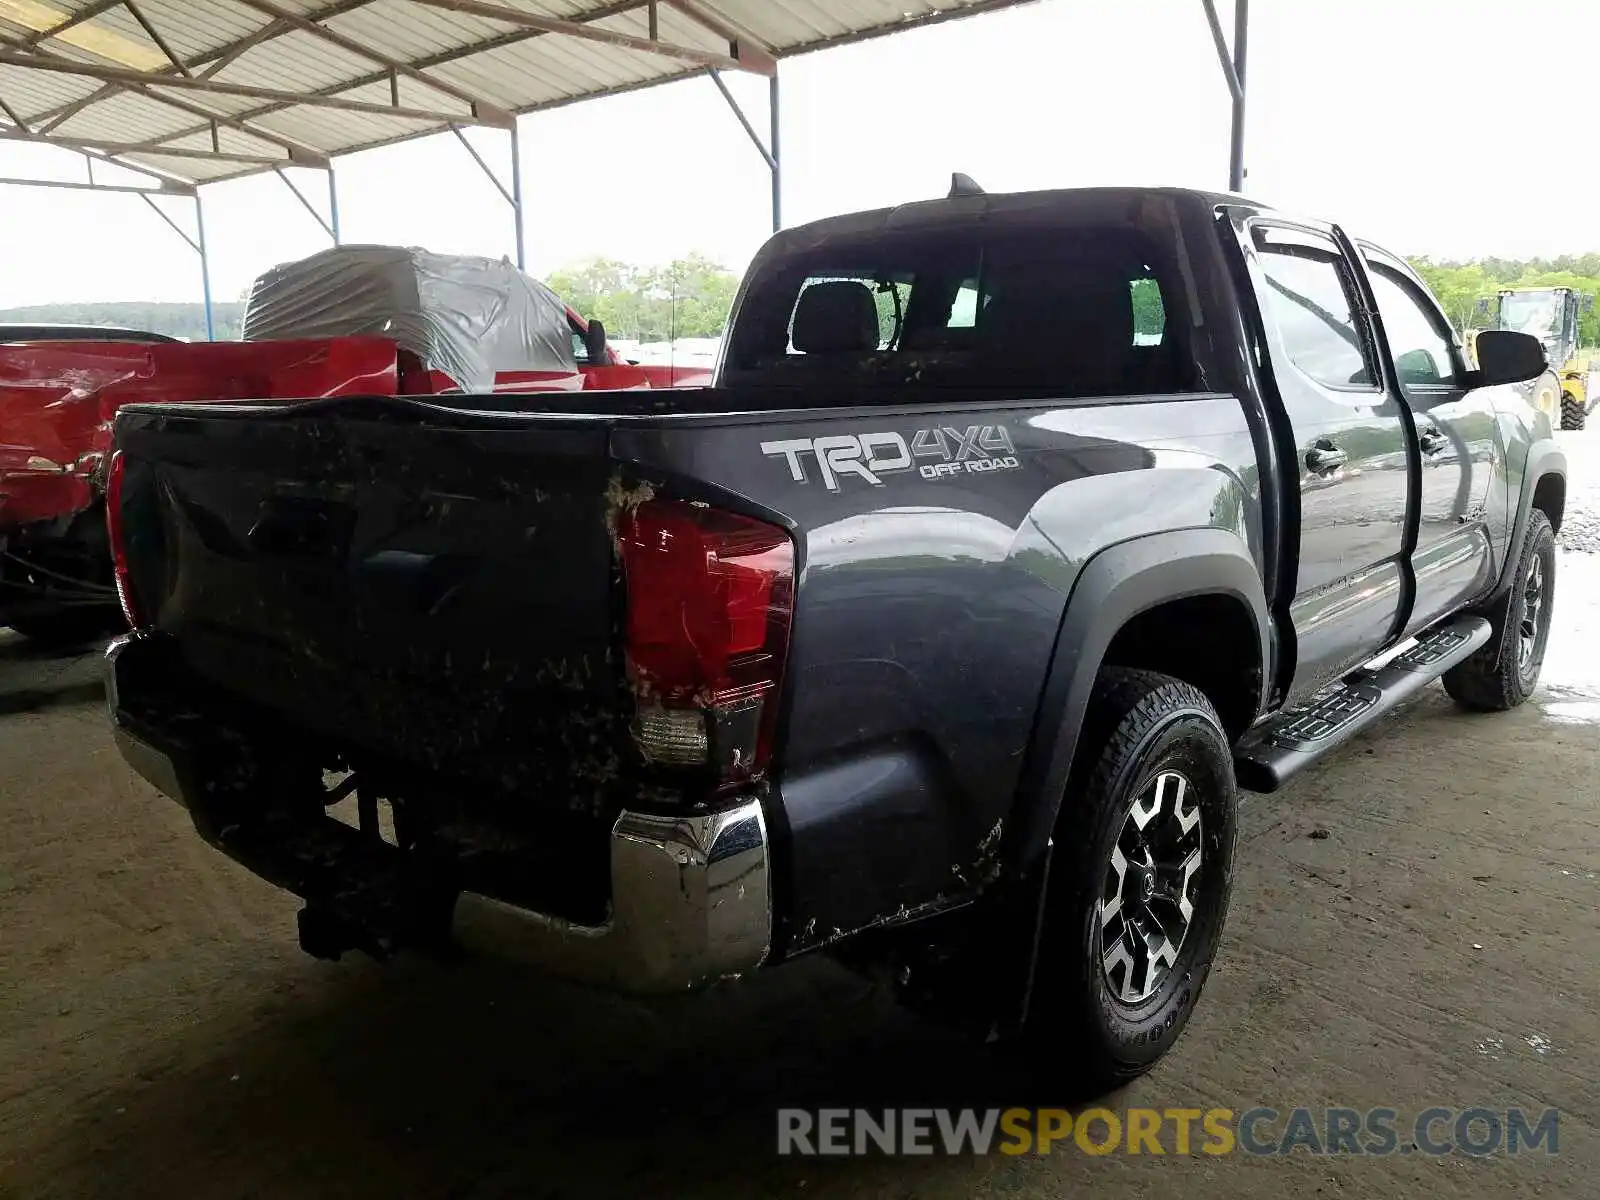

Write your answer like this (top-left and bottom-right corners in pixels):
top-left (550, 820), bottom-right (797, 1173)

top-left (545, 257), bottom-right (636, 329)
top-left (1408, 256), bottom-right (1600, 347)
top-left (546, 254), bottom-right (740, 341)
top-left (1131, 278), bottom-right (1164, 339)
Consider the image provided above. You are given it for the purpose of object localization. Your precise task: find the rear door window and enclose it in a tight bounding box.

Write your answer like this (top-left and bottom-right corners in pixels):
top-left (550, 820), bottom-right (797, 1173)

top-left (1253, 228), bottom-right (1376, 390)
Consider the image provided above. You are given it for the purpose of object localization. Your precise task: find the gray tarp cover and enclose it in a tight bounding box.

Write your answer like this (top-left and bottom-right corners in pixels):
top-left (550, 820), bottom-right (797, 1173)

top-left (242, 245), bottom-right (577, 390)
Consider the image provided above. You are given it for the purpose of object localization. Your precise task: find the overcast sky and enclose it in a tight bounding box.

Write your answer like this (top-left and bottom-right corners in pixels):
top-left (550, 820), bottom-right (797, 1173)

top-left (2, 0), bottom-right (1597, 309)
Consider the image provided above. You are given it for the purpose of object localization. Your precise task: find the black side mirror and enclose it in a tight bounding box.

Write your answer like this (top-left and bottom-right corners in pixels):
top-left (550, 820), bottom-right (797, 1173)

top-left (583, 319), bottom-right (608, 364)
top-left (1467, 329), bottom-right (1547, 387)
top-left (1474, 297), bottom-right (1494, 321)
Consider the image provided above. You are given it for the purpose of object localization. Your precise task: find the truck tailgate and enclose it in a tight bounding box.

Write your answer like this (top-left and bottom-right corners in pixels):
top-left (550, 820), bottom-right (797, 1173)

top-left (114, 397), bottom-right (631, 808)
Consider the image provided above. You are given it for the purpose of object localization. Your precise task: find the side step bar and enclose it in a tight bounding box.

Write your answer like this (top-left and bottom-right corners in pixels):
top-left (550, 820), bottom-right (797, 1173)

top-left (1234, 616), bottom-right (1491, 793)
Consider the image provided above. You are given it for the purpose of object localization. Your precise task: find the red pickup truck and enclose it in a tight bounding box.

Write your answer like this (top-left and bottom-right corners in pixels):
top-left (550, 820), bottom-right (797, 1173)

top-left (0, 247), bottom-right (713, 644)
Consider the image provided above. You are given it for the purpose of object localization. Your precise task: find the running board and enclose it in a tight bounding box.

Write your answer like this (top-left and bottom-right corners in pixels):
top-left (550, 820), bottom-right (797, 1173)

top-left (1234, 616), bottom-right (1491, 793)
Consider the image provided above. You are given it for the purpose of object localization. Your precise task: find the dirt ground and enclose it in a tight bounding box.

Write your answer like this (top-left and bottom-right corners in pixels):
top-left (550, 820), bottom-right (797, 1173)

top-left (2, 435), bottom-right (1596, 1199)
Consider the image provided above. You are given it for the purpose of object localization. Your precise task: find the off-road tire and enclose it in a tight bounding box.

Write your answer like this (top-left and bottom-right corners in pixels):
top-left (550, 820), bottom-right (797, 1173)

top-left (1561, 394), bottom-right (1586, 431)
top-left (1443, 510), bottom-right (1556, 711)
top-left (1021, 668), bottom-right (1237, 1096)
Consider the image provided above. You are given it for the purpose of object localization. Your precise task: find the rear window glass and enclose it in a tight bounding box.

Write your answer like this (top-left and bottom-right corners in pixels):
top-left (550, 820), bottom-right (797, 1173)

top-left (723, 226), bottom-right (1197, 396)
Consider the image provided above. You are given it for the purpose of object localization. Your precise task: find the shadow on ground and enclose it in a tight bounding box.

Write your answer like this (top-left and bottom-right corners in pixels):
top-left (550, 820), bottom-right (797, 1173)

top-left (0, 633), bottom-right (109, 664)
top-left (0, 630), bottom-right (107, 713)
top-left (0, 678), bottom-right (106, 716)
top-left (30, 923), bottom-right (1063, 1199)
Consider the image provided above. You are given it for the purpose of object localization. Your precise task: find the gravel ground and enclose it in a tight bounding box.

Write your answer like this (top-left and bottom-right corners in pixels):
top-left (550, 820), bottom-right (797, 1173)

top-left (1, 430), bottom-right (1595, 1199)
top-left (1557, 429), bottom-right (1600, 552)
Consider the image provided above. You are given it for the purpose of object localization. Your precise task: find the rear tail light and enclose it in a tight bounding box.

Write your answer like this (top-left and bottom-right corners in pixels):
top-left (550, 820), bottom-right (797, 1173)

top-left (104, 451), bottom-right (147, 630)
top-left (618, 498), bottom-right (794, 789)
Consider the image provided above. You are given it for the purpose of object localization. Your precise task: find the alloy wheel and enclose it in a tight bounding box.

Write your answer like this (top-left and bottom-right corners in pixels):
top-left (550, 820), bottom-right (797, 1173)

top-left (1518, 553), bottom-right (1546, 673)
top-left (1098, 770), bottom-right (1204, 1004)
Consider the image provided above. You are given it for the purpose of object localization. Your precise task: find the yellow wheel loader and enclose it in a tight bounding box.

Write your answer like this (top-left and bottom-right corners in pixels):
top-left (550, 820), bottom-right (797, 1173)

top-left (1483, 287), bottom-right (1592, 430)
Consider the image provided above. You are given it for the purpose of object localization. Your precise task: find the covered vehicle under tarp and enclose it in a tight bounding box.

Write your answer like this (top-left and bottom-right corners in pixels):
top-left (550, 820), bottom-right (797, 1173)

top-left (242, 246), bottom-right (578, 391)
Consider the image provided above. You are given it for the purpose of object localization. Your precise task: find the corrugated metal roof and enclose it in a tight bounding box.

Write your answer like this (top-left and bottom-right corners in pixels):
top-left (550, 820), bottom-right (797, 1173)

top-left (0, 0), bottom-right (1038, 187)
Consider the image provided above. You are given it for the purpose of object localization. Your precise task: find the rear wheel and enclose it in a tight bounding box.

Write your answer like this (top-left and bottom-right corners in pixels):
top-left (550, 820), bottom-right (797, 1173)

top-left (1561, 393), bottom-right (1586, 431)
top-left (1020, 668), bottom-right (1237, 1095)
top-left (1443, 510), bottom-right (1556, 711)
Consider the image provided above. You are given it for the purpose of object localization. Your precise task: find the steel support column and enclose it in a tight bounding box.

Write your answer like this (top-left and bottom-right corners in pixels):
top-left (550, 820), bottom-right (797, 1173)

top-left (132, 189), bottom-right (213, 340)
top-left (1199, 0), bottom-right (1248, 192)
top-left (709, 68), bottom-right (781, 233)
top-left (510, 123), bottom-right (525, 269)
top-left (196, 193), bottom-right (215, 341)
top-left (274, 167), bottom-right (337, 240)
top-left (451, 122), bottom-right (523, 267)
top-left (769, 72), bottom-right (781, 233)
top-left (328, 163), bottom-right (341, 244)
top-left (1229, 0), bottom-right (1249, 193)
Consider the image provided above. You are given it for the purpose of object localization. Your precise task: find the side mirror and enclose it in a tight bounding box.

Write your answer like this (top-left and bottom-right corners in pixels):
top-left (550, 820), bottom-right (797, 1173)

top-left (1474, 297), bottom-right (1494, 320)
top-left (1467, 329), bottom-right (1547, 387)
top-left (583, 319), bottom-right (608, 364)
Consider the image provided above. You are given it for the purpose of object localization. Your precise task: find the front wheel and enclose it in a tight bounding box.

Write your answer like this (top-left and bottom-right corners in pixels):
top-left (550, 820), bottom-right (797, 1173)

top-left (1020, 668), bottom-right (1237, 1095)
top-left (1561, 393), bottom-right (1586, 431)
top-left (1444, 509), bottom-right (1556, 711)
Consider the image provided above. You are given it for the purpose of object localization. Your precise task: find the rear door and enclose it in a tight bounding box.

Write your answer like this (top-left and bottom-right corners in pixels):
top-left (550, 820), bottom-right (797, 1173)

top-left (1244, 221), bottom-right (1410, 699)
top-left (1357, 247), bottom-right (1500, 633)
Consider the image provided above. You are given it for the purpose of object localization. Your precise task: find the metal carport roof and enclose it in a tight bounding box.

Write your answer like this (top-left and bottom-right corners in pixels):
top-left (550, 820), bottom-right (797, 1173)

top-left (0, 0), bottom-right (1046, 185)
top-left (0, 0), bottom-right (1250, 339)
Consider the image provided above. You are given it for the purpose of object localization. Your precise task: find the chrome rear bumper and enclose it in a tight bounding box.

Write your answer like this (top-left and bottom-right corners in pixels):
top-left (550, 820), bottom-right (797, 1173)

top-left (471, 804), bottom-right (770, 992)
top-left (107, 634), bottom-right (771, 994)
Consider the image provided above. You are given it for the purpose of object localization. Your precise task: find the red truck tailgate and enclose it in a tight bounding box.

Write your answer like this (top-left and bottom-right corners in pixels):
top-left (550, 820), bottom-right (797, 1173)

top-left (0, 337), bottom-right (401, 529)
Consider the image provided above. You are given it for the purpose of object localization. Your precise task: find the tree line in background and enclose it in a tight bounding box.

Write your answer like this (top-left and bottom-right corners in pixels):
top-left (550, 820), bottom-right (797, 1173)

top-left (0, 301), bottom-right (246, 341)
top-left (0, 256), bottom-right (741, 345)
top-left (544, 253), bottom-right (739, 342)
top-left (8, 251), bottom-right (1600, 348)
top-left (1408, 255), bottom-right (1600, 344)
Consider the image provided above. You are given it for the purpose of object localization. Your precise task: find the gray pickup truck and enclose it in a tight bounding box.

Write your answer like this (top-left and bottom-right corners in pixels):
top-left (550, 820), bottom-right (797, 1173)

top-left (102, 185), bottom-right (1565, 1093)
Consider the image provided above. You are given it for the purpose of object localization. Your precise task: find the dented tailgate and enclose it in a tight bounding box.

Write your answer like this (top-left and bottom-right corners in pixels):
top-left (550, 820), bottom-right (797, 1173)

top-left (113, 397), bottom-right (639, 813)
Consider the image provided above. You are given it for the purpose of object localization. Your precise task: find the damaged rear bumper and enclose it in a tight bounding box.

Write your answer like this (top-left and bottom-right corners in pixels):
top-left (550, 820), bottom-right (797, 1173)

top-left (105, 632), bottom-right (771, 993)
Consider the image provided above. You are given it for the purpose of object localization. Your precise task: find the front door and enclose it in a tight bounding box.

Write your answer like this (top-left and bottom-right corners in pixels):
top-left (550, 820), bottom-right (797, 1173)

top-left (1246, 222), bottom-right (1411, 700)
top-left (1360, 252), bottom-right (1500, 634)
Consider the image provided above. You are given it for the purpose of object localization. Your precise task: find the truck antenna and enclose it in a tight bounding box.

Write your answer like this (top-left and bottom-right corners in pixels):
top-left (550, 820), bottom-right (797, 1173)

top-left (949, 172), bottom-right (985, 198)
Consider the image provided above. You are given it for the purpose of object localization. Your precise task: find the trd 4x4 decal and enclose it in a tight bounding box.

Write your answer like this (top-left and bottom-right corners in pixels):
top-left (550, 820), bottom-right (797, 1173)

top-left (761, 424), bottom-right (1020, 491)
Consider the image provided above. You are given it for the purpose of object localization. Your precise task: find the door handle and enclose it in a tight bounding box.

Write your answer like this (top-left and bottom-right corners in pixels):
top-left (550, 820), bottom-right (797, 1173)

top-left (1305, 442), bottom-right (1348, 474)
top-left (1419, 429), bottom-right (1448, 456)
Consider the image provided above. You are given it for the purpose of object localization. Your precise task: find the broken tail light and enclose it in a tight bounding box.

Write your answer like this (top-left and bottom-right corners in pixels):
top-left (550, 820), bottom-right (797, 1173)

top-left (104, 450), bottom-right (148, 630)
top-left (618, 499), bottom-right (794, 789)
